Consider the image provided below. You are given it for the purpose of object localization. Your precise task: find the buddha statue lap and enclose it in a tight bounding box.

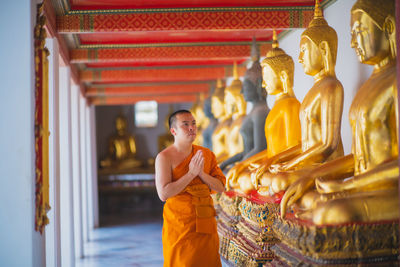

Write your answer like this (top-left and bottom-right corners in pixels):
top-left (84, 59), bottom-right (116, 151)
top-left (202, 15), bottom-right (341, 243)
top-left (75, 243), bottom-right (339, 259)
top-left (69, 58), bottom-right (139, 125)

top-left (280, 0), bottom-right (398, 226)
top-left (220, 38), bottom-right (270, 174)
top-left (251, 1), bottom-right (344, 198)
top-left (226, 32), bottom-right (302, 195)
top-left (211, 79), bottom-right (232, 162)
top-left (100, 114), bottom-right (143, 170)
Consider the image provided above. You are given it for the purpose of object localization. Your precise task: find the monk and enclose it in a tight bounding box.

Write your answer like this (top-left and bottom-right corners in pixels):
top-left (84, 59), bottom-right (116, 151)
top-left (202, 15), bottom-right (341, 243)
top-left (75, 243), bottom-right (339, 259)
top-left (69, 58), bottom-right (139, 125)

top-left (155, 109), bottom-right (226, 267)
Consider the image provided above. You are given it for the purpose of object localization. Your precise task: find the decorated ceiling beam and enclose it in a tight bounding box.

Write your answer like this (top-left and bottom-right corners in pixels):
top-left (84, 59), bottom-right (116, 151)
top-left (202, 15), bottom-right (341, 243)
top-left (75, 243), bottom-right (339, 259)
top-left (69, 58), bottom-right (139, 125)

top-left (71, 44), bottom-right (271, 65)
top-left (80, 65), bottom-right (247, 83)
top-left (57, 9), bottom-right (314, 33)
top-left (89, 94), bottom-right (198, 106)
top-left (85, 83), bottom-right (211, 97)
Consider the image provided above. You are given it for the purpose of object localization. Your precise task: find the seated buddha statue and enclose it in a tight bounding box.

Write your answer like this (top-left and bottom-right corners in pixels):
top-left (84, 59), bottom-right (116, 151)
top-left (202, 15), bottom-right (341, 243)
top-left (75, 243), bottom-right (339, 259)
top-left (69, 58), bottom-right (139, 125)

top-left (222, 62), bottom-right (247, 164)
top-left (252, 1), bottom-right (344, 197)
top-left (202, 95), bottom-right (218, 150)
top-left (211, 79), bottom-right (232, 162)
top-left (226, 31), bottom-right (301, 194)
top-left (280, 0), bottom-right (398, 225)
top-left (100, 114), bottom-right (143, 170)
top-left (220, 38), bottom-right (270, 172)
top-left (158, 105), bottom-right (175, 152)
top-left (192, 93), bottom-right (208, 146)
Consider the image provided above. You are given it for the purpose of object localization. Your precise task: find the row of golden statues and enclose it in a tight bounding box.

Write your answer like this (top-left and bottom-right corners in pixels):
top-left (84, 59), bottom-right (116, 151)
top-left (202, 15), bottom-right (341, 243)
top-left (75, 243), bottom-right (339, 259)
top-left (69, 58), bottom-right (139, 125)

top-left (198, 0), bottom-right (398, 265)
top-left (206, 0), bottom-right (397, 225)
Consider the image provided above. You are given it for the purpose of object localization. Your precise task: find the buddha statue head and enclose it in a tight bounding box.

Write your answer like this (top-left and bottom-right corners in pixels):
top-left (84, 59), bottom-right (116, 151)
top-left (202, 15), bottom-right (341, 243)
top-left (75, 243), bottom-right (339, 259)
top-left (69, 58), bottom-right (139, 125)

top-left (243, 37), bottom-right (266, 102)
top-left (211, 79), bottom-right (226, 120)
top-left (350, 0), bottom-right (395, 66)
top-left (299, 0), bottom-right (338, 77)
top-left (261, 30), bottom-right (295, 97)
top-left (225, 62), bottom-right (246, 117)
top-left (115, 114), bottom-right (128, 136)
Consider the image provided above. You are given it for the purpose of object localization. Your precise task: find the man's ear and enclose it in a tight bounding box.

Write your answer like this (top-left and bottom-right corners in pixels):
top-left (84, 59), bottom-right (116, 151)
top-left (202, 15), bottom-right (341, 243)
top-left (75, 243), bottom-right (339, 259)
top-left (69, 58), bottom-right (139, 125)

top-left (170, 127), bottom-right (176, 136)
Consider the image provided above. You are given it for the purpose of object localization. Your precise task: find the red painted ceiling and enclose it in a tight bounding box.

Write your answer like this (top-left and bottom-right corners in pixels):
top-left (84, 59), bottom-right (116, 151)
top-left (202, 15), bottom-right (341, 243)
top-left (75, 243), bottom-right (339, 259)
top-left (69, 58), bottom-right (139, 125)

top-left (50, 0), bottom-right (325, 104)
top-left (70, 0), bottom-right (317, 9)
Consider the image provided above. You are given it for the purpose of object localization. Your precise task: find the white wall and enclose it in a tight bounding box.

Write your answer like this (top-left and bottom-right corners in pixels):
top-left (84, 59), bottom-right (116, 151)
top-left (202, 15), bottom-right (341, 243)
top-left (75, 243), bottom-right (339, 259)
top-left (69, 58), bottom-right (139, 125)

top-left (0, 0), bottom-right (45, 266)
top-left (277, 0), bottom-right (373, 154)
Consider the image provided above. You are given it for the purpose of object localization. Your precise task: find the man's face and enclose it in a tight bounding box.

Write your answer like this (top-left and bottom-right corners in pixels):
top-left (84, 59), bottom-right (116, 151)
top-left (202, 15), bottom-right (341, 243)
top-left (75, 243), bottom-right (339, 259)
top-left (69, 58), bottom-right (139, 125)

top-left (171, 113), bottom-right (197, 142)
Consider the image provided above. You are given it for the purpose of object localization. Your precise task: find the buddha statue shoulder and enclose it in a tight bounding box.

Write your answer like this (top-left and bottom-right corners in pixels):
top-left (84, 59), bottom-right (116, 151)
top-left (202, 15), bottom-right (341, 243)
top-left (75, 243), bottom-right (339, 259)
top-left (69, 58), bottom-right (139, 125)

top-left (100, 114), bottom-right (142, 170)
top-left (252, 1), bottom-right (344, 197)
top-left (222, 62), bottom-right (247, 163)
top-left (211, 79), bottom-right (232, 162)
top-left (202, 95), bottom-right (218, 150)
top-left (281, 0), bottom-right (398, 225)
top-left (226, 31), bottom-right (302, 194)
top-left (220, 38), bottom-right (270, 172)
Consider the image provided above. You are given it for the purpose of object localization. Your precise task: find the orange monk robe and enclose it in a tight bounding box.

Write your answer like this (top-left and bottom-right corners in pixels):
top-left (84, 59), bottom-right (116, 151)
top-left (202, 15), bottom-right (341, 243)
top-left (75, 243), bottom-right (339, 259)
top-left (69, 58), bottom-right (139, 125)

top-left (265, 97), bottom-right (301, 157)
top-left (162, 145), bottom-right (226, 267)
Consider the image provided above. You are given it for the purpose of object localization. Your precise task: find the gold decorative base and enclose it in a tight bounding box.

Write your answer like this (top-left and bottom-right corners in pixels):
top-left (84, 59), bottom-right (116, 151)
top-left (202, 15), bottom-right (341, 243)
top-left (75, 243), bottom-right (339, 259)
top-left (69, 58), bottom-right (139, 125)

top-left (215, 192), bottom-right (242, 260)
top-left (217, 191), bottom-right (282, 266)
top-left (270, 215), bottom-right (399, 266)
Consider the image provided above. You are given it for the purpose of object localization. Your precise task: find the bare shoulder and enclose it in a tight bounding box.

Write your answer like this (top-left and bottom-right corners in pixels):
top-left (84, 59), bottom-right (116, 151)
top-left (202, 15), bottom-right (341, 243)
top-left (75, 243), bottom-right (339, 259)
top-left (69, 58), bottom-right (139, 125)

top-left (156, 146), bottom-right (174, 165)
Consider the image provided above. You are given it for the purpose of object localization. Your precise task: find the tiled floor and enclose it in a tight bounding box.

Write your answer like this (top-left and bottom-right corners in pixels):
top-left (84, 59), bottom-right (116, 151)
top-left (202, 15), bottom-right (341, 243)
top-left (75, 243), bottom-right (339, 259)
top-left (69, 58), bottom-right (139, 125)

top-left (76, 211), bottom-right (230, 267)
top-left (76, 212), bottom-right (164, 267)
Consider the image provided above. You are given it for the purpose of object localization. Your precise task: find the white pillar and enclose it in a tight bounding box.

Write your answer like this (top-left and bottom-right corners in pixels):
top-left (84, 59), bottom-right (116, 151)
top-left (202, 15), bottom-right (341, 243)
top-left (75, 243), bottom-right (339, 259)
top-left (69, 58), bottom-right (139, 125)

top-left (45, 37), bottom-right (62, 267)
top-left (59, 67), bottom-right (75, 267)
top-left (0, 0), bottom-right (45, 266)
top-left (85, 105), bottom-right (99, 236)
top-left (80, 97), bottom-right (89, 242)
top-left (90, 106), bottom-right (100, 228)
top-left (71, 83), bottom-right (84, 259)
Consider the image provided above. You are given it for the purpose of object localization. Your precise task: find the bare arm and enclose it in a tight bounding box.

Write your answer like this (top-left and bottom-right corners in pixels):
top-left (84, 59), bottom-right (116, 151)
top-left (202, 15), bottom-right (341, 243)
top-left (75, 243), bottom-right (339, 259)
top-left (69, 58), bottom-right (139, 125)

top-left (155, 152), bottom-right (202, 202)
top-left (199, 171), bottom-right (225, 192)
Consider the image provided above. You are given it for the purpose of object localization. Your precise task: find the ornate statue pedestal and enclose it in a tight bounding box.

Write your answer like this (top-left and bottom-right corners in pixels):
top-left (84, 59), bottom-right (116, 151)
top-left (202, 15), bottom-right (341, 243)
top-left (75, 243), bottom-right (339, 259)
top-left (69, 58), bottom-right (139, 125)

top-left (266, 215), bottom-right (399, 267)
top-left (216, 190), bottom-right (282, 266)
top-left (214, 191), bottom-right (242, 261)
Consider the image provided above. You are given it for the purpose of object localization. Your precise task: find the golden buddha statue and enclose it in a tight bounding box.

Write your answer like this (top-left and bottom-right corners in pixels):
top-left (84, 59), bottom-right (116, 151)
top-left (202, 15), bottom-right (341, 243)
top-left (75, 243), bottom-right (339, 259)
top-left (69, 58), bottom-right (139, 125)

top-left (223, 62), bottom-right (247, 162)
top-left (100, 114), bottom-right (143, 170)
top-left (202, 95), bottom-right (218, 150)
top-left (252, 1), bottom-right (344, 197)
top-left (211, 79), bottom-right (232, 162)
top-left (220, 37), bottom-right (270, 173)
top-left (192, 93), bottom-right (208, 146)
top-left (281, 0), bottom-right (398, 225)
top-left (226, 31), bottom-right (302, 194)
top-left (158, 105), bottom-right (175, 152)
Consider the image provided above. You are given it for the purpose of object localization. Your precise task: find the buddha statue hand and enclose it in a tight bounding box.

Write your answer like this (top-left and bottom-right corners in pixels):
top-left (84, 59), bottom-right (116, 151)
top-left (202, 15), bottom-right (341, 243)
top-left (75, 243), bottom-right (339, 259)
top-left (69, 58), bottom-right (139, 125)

top-left (280, 176), bottom-right (315, 218)
top-left (315, 177), bottom-right (344, 194)
top-left (269, 162), bottom-right (288, 174)
top-left (250, 164), bottom-right (268, 189)
top-left (248, 162), bottom-right (261, 171)
top-left (226, 163), bottom-right (243, 190)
